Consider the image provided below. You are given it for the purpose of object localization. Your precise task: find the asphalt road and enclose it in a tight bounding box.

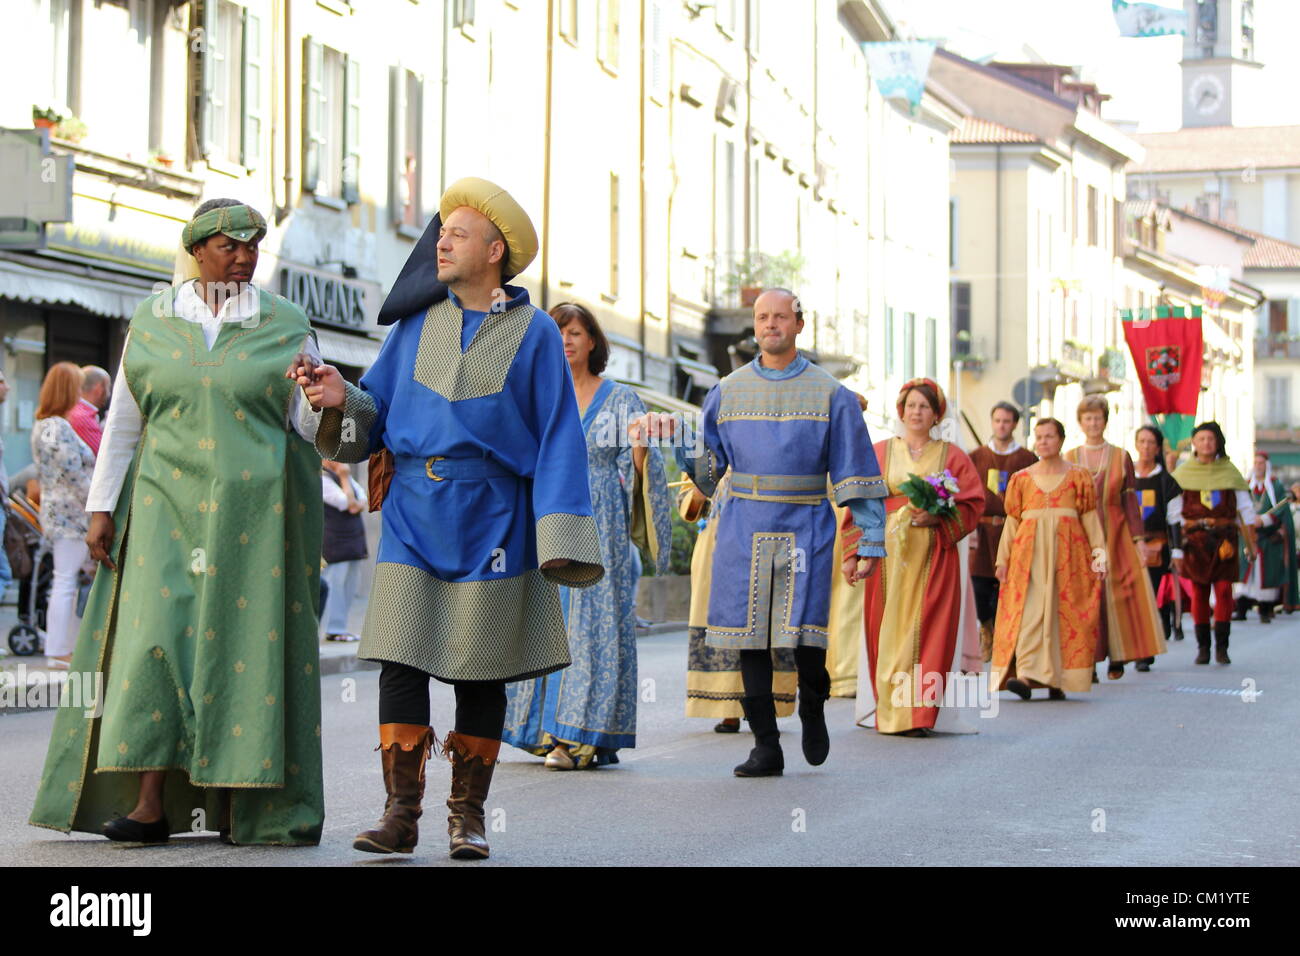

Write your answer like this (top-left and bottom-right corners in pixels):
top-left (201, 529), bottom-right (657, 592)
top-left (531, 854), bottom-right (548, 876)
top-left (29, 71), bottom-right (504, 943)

top-left (3, 618), bottom-right (1297, 867)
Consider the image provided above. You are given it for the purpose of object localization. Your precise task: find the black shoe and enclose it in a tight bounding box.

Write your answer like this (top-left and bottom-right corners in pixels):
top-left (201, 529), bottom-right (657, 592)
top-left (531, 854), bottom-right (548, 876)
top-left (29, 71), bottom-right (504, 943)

top-left (102, 815), bottom-right (170, 844)
top-left (1006, 678), bottom-right (1032, 700)
top-left (1173, 626), bottom-right (1185, 641)
top-left (1107, 664), bottom-right (1124, 680)
top-left (1091, 669), bottom-right (1100, 684)
top-left (1048, 688), bottom-right (1066, 701)
top-left (734, 694), bottom-right (783, 777)
top-left (1135, 658), bottom-right (1152, 672)
top-left (797, 670), bottom-right (831, 767)
top-left (713, 719), bottom-right (741, 734)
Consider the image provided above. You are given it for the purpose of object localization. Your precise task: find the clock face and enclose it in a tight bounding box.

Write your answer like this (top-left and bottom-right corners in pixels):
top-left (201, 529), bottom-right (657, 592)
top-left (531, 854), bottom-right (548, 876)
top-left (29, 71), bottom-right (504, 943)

top-left (1188, 74), bottom-right (1226, 116)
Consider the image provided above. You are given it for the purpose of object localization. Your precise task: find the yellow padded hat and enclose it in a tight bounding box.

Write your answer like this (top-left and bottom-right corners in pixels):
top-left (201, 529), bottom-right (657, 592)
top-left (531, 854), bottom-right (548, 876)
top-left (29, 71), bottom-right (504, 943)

top-left (439, 177), bottom-right (539, 279)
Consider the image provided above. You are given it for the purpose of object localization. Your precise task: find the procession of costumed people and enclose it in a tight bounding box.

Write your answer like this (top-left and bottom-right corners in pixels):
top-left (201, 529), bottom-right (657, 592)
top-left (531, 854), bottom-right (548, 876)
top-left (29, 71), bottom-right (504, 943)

top-left (26, 189), bottom-right (1283, 862)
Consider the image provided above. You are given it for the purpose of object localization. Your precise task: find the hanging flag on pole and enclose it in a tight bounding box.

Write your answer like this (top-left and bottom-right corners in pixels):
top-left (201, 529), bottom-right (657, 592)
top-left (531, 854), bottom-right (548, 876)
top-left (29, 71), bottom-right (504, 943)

top-left (1121, 306), bottom-right (1203, 447)
top-left (1112, 0), bottom-right (1188, 37)
top-left (862, 42), bottom-right (937, 113)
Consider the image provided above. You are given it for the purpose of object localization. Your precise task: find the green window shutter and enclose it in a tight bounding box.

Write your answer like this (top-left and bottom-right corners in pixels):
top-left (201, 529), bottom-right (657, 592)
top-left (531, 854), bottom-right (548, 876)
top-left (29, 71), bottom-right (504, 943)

top-left (388, 65), bottom-right (406, 226)
top-left (302, 36), bottom-right (322, 192)
top-left (198, 0), bottom-right (219, 158)
top-left (343, 56), bottom-right (361, 204)
top-left (241, 7), bottom-right (263, 169)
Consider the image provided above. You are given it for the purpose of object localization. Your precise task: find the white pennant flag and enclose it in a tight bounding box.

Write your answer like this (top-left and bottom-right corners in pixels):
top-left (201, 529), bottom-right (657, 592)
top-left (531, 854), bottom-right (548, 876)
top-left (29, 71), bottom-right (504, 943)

top-left (1113, 0), bottom-right (1188, 37)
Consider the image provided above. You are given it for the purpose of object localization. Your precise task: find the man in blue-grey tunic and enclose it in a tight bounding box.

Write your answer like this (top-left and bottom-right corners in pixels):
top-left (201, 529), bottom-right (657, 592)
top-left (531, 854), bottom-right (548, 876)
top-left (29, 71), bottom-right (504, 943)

top-left (673, 288), bottom-right (887, 777)
top-left (295, 178), bottom-right (604, 859)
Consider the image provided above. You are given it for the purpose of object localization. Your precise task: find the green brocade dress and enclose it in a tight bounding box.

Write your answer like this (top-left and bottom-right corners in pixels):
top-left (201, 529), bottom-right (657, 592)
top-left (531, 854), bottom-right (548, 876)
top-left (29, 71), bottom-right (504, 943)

top-left (29, 289), bottom-right (325, 845)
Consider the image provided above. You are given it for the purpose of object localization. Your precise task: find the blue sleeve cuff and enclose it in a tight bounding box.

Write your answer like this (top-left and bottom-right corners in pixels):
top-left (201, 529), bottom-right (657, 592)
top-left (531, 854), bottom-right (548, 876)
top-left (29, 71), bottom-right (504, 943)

top-left (847, 497), bottom-right (887, 557)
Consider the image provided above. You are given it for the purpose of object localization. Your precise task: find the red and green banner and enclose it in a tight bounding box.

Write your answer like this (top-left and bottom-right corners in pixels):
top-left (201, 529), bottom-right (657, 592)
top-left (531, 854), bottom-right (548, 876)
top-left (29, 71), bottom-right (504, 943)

top-left (1121, 306), bottom-right (1204, 447)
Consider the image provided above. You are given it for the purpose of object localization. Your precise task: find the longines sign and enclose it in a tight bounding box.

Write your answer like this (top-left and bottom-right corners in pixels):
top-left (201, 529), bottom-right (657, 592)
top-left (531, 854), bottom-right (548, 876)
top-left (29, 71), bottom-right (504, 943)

top-left (279, 266), bottom-right (367, 331)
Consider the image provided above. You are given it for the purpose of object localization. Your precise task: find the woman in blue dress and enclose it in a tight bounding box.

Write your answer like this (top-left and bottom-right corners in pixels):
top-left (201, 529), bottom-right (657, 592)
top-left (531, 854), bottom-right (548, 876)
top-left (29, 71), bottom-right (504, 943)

top-left (504, 303), bottom-right (672, 768)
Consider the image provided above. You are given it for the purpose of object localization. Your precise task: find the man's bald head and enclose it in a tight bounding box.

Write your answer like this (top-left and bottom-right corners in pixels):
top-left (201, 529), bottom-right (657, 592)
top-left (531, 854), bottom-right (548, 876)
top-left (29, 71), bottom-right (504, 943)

top-left (81, 365), bottom-right (110, 410)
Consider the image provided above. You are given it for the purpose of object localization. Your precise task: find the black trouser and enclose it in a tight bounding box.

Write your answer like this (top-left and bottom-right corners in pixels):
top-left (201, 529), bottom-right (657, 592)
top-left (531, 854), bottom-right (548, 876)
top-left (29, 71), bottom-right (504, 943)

top-left (739, 645), bottom-right (827, 698)
top-left (971, 575), bottom-right (1000, 626)
top-left (1147, 566), bottom-right (1174, 641)
top-left (378, 660), bottom-right (507, 739)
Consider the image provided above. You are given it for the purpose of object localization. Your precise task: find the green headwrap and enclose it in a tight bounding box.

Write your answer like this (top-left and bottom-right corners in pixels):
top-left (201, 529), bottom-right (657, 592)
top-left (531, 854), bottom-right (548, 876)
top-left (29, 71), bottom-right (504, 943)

top-left (182, 203), bottom-right (267, 251)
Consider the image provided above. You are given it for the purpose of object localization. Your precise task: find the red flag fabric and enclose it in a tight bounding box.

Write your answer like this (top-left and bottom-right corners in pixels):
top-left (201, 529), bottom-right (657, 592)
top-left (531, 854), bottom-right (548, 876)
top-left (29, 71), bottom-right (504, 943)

top-left (1121, 310), bottom-right (1203, 416)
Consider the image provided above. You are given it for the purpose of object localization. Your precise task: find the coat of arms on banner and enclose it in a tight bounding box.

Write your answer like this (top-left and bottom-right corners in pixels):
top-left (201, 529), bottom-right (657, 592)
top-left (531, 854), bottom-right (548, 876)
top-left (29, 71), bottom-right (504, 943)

top-left (1145, 345), bottom-right (1182, 390)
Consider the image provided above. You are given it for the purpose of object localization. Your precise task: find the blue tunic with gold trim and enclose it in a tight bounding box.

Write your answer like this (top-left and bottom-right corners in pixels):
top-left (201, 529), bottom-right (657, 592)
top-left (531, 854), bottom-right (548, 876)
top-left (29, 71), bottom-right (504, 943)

top-left (679, 357), bottom-right (886, 651)
top-left (315, 285), bottom-right (604, 682)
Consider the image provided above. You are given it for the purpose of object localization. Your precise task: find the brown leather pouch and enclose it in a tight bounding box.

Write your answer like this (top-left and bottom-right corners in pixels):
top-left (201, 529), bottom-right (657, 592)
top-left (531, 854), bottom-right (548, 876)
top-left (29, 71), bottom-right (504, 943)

top-left (1217, 536), bottom-right (1236, 561)
top-left (1143, 533), bottom-right (1166, 567)
top-left (368, 448), bottom-right (394, 513)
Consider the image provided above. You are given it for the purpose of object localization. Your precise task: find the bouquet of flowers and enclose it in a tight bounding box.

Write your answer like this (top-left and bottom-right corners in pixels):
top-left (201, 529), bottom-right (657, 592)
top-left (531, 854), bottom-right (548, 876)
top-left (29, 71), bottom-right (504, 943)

top-left (898, 469), bottom-right (960, 517)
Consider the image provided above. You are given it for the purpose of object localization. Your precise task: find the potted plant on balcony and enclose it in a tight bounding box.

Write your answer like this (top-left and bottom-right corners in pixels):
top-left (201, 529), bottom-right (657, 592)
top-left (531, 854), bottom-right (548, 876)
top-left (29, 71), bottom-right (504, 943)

top-left (723, 250), bottom-right (806, 307)
top-left (32, 103), bottom-right (66, 130)
top-left (951, 329), bottom-right (986, 376)
top-left (52, 114), bottom-right (87, 144)
top-left (1099, 346), bottom-right (1127, 380)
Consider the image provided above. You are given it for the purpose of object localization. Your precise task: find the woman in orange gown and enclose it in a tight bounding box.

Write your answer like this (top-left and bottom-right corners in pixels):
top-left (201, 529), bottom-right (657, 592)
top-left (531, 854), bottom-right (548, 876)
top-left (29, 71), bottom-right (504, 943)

top-left (842, 379), bottom-right (984, 736)
top-left (992, 418), bottom-right (1107, 699)
top-left (1064, 396), bottom-right (1166, 679)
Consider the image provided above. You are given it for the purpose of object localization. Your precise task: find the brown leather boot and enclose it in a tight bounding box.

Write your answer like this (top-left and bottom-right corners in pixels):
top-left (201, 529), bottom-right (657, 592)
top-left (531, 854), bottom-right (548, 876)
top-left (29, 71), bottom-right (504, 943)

top-left (979, 623), bottom-right (994, 663)
top-left (445, 732), bottom-right (499, 861)
top-left (353, 724), bottom-right (434, 854)
top-left (1214, 621), bottom-right (1232, 665)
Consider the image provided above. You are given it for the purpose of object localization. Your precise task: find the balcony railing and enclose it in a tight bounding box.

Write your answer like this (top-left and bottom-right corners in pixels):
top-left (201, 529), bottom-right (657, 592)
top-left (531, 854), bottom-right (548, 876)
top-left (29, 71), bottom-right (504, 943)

top-left (1255, 337), bottom-right (1300, 360)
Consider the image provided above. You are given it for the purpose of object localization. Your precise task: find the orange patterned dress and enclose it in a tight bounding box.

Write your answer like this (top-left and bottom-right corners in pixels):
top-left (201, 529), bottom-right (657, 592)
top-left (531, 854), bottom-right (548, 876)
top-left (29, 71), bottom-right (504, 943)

top-left (991, 466), bottom-right (1105, 694)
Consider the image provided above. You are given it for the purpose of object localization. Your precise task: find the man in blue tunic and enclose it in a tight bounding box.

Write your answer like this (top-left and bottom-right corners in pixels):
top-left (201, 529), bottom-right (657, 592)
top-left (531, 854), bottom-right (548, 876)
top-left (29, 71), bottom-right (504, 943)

top-left (673, 289), bottom-right (887, 777)
top-left (295, 178), bottom-right (604, 859)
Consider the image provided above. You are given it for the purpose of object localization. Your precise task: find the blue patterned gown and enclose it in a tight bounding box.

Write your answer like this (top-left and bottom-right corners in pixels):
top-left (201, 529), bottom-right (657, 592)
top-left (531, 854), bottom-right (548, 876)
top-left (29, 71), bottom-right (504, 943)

top-left (503, 379), bottom-right (672, 761)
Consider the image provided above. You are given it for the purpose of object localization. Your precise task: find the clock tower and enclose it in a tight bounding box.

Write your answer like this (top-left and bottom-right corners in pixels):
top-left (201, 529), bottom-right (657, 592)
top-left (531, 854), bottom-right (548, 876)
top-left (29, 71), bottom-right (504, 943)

top-left (1180, 0), bottom-right (1262, 127)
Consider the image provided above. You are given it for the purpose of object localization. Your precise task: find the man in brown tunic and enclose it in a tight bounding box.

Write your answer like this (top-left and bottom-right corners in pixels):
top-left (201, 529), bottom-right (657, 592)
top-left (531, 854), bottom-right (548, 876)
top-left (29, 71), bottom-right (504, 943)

top-left (967, 401), bottom-right (1037, 660)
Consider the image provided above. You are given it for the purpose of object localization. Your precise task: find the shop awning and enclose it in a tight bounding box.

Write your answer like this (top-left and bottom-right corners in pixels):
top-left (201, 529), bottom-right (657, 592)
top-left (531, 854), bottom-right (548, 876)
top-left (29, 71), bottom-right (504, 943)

top-left (0, 258), bottom-right (150, 318)
top-left (314, 326), bottom-right (385, 370)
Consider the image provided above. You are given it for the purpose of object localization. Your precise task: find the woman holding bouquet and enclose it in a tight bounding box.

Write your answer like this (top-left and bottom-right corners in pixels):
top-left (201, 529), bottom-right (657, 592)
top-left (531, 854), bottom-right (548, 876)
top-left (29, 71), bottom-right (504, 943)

top-left (992, 418), bottom-right (1107, 700)
top-left (844, 379), bottom-right (983, 736)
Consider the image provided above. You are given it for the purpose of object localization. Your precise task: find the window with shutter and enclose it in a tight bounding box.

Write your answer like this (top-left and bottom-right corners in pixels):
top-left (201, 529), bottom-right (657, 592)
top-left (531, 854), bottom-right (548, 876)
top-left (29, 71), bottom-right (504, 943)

top-left (926, 316), bottom-right (937, 378)
top-left (599, 0), bottom-right (619, 71)
top-left (196, 0), bottom-right (246, 165)
top-left (302, 36), bottom-right (323, 191)
top-left (610, 172), bottom-right (620, 298)
top-left (559, 0), bottom-right (578, 43)
top-left (885, 306), bottom-right (895, 376)
top-left (649, 0), bottom-right (666, 100)
top-left (904, 312), bottom-right (916, 379)
top-left (343, 56), bottom-right (361, 204)
top-left (391, 66), bottom-right (424, 229)
top-left (241, 6), bottom-right (262, 169)
top-left (303, 39), bottom-right (355, 203)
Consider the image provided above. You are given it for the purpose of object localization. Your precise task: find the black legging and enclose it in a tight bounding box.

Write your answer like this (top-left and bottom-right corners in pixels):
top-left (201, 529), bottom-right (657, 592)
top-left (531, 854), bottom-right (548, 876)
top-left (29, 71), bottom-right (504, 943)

top-left (378, 660), bottom-right (506, 739)
top-left (739, 645), bottom-right (827, 697)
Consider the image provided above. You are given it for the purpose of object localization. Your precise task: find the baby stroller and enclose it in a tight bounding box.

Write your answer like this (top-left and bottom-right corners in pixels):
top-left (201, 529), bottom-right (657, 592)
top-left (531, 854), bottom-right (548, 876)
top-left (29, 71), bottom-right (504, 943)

top-left (5, 491), bottom-right (54, 656)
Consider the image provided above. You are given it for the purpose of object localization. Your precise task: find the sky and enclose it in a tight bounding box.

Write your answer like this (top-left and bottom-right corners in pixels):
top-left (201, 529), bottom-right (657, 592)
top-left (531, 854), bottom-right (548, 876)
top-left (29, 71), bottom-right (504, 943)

top-left (882, 0), bottom-right (1300, 132)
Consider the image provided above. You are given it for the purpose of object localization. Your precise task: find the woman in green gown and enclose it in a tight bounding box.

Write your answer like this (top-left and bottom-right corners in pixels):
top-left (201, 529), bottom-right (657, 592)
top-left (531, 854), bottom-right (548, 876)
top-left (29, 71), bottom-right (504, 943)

top-left (29, 199), bottom-right (326, 846)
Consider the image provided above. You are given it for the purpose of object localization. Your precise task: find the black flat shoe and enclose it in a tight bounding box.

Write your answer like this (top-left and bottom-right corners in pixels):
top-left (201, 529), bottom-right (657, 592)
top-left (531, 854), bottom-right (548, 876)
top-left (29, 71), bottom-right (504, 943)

top-left (1135, 660), bottom-right (1150, 672)
top-left (102, 815), bottom-right (170, 844)
top-left (1107, 665), bottom-right (1124, 680)
top-left (1006, 679), bottom-right (1032, 701)
top-left (1048, 688), bottom-right (1066, 701)
top-left (1173, 627), bottom-right (1185, 641)
top-left (713, 719), bottom-right (741, 734)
